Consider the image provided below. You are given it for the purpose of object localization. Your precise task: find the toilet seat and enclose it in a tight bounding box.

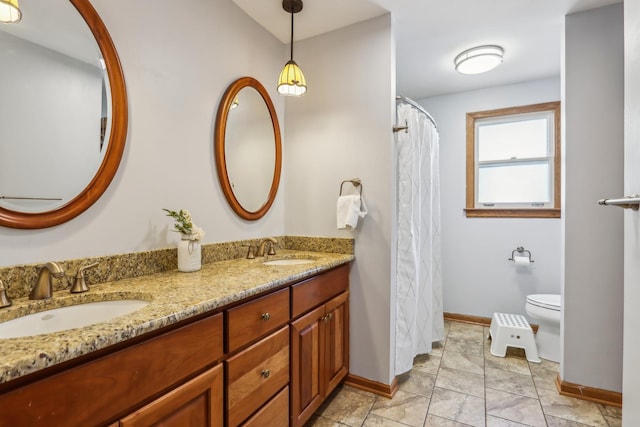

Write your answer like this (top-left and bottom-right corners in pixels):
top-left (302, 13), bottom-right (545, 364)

top-left (526, 294), bottom-right (560, 311)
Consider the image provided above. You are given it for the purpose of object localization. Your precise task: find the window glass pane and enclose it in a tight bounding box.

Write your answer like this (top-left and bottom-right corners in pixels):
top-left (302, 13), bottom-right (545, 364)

top-left (478, 118), bottom-right (548, 161)
top-left (478, 162), bottom-right (551, 204)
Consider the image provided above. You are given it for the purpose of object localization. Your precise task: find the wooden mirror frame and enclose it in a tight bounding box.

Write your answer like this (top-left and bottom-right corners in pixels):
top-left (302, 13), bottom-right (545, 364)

top-left (0, 0), bottom-right (128, 229)
top-left (215, 77), bottom-right (282, 221)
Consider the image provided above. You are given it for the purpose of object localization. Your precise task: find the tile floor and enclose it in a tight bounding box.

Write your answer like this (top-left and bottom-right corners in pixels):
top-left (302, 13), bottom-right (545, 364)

top-left (306, 320), bottom-right (623, 427)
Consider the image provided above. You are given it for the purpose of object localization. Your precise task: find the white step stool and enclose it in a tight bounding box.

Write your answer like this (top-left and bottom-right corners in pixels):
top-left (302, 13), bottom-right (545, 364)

top-left (489, 312), bottom-right (540, 363)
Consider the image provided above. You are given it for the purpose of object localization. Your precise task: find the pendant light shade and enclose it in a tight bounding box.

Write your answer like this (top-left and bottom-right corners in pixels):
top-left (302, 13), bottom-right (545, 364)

top-left (278, 0), bottom-right (306, 96)
top-left (0, 0), bottom-right (21, 23)
top-left (278, 59), bottom-right (307, 96)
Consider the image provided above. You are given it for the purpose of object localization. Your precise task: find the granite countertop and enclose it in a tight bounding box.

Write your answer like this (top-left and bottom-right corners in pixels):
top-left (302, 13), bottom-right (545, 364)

top-left (0, 250), bottom-right (353, 384)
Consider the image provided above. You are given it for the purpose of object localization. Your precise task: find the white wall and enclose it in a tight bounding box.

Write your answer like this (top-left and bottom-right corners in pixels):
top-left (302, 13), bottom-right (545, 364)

top-left (418, 78), bottom-right (562, 319)
top-left (0, 0), bottom-right (286, 266)
top-left (562, 4), bottom-right (624, 392)
top-left (283, 15), bottom-right (396, 384)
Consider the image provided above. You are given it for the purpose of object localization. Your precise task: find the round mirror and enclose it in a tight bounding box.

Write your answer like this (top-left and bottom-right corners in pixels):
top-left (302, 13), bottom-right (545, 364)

top-left (0, 0), bottom-right (127, 229)
top-left (215, 77), bottom-right (282, 221)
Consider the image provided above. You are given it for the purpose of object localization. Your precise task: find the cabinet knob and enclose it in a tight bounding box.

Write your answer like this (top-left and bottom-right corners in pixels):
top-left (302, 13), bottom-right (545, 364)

top-left (260, 312), bottom-right (271, 321)
top-left (323, 312), bottom-right (333, 322)
top-left (261, 369), bottom-right (271, 379)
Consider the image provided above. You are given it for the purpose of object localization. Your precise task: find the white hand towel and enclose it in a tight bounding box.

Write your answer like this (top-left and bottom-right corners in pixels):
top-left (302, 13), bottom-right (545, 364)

top-left (337, 195), bottom-right (366, 229)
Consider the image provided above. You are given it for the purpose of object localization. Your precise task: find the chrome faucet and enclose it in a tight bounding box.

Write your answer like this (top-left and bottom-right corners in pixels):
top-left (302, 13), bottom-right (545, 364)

top-left (30, 262), bottom-right (65, 300)
top-left (256, 237), bottom-right (277, 257)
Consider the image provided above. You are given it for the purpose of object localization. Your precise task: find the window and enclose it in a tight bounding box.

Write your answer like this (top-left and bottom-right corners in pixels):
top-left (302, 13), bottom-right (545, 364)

top-left (465, 102), bottom-right (561, 218)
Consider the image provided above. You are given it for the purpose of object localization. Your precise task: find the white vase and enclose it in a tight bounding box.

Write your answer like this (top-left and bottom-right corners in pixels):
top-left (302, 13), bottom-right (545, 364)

top-left (178, 235), bottom-right (201, 272)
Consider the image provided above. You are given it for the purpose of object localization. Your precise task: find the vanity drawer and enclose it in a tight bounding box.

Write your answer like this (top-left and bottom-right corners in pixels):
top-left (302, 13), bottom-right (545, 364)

top-left (292, 264), bottom-right (349, 318)
top-left (226, 326), bottom-right (289, 427)
top-left (227, 288), bottom-right (290, 352)
top-left (240, 385), bottom-right (289, 427)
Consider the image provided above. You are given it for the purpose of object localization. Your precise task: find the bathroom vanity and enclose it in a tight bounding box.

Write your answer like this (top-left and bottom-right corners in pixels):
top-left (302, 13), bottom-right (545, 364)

top-left (0, 252), bottom-right (351, 427)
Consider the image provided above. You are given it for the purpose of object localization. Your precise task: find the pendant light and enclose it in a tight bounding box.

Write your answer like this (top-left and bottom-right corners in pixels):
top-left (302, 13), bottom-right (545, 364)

top-left (277, 0), bottom-right (307, 96)
top-left (0, 0), bottom-right (21, 23)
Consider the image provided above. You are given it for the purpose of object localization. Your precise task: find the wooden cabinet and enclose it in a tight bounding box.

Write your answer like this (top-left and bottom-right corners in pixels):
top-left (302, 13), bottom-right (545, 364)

top-left (224, 284), bottom-right (291, 427)
top-left (292, 265), bottom-right (349, 318)
top-left (323, 291), bottom-right (349, 394)
top-left (119, 364), bottom-right (223, 427)
top-left (241, 386), bottom-right (289, 427)
top-left (0, 263), bottom-right (349, 427)
top-left (226, 326), bottom-right (289, 426)
top-left (0, 314), bottom-right (224, 427)
top-left (291, 266), bottom-right (349, 427)
top-left (227, 288), bottom-right (290, 352)
top-left (291, 305), bottom-right (325, 426)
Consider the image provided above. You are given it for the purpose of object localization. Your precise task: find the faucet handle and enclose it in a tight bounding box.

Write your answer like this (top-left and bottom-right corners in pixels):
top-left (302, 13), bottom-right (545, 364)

top-left (0, 280), bottom-right (11, 308)
top-left (69, 262), bottom-right (99, 293)
top-left (267, 243), bottom-right (276, 256)
top-left (242, 244), bottom-right (256, 259)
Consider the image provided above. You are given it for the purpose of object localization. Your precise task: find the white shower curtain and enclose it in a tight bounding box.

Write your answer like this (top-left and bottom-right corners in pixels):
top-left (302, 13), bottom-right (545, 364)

top-left (394, 101), bottom-right (444, 375)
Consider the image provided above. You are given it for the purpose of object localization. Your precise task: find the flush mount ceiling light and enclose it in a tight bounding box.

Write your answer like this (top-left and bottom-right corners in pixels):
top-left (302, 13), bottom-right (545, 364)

top-left (454, 45), bottom-right (504, 75)
top-left (0, 0), bottom-right (21, 23)
top-left (277, 0), bottom-right (307, 96)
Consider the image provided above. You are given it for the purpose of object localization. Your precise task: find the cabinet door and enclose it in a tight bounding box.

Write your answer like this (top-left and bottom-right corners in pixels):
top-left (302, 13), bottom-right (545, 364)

top-left (119, 364), bottom-right (223, 427)
top-left (290, 304), bottom-right (325, 427)
top-left (323, 291), bottom-right (349, 395)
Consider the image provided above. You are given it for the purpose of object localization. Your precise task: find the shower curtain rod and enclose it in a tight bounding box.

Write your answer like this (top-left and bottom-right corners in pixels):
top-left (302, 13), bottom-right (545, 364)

top-left (395, 95), bottom-right (438, 130)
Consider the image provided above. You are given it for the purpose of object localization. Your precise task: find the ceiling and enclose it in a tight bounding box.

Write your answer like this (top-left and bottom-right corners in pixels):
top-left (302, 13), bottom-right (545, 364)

top-left (233, 0), bottom-right (621, 100)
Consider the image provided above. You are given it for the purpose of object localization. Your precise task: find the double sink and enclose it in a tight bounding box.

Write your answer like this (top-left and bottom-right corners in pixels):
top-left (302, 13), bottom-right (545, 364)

top-left (0, 256), bottom-right (316, 340)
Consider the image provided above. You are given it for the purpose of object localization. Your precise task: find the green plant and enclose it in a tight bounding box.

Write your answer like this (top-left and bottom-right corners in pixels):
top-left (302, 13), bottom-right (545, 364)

top-left (163, 208), bottom-right (205, 240)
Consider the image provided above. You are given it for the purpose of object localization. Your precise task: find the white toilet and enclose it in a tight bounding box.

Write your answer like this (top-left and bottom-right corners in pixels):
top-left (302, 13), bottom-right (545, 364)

top-left (525, 294), bottom-right (561, 362)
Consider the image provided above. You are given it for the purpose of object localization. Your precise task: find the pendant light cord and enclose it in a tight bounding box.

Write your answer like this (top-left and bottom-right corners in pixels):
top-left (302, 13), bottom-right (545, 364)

top-left (290, 11), bottom-right (294, 61)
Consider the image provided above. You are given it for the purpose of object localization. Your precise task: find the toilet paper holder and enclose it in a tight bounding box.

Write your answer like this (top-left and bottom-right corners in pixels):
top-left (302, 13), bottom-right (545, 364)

top-left (508, 246), bottom-right (534, 263)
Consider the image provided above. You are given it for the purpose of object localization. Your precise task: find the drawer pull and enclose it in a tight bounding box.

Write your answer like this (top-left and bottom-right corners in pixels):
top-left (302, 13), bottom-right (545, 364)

top-left (260, 312), bottom-right (271, 321)
top-left (261, 369), bottom-right (271, 379)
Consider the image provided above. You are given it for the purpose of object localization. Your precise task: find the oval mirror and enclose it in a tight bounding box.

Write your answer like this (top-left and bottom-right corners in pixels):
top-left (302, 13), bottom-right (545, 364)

top-left (215, 77), bottom-right (282, 221)
top-left (0, 0), bottom-right (127, 229)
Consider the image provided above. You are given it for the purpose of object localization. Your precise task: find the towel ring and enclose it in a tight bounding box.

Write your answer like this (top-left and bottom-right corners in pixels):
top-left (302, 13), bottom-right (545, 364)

top-left (339, 178), bottom-right (363, 196)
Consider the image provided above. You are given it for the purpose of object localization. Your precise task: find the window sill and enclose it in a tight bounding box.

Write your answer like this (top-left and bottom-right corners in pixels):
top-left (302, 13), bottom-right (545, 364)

top-left (464, 208), bottom-right (561, 218)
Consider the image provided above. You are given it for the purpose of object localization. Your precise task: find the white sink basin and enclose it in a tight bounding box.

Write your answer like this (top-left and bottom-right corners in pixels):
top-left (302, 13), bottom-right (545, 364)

top-left (262, 259), bottom-right (315, 266)
top-left (0, 300), bottom-right (149, 339)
